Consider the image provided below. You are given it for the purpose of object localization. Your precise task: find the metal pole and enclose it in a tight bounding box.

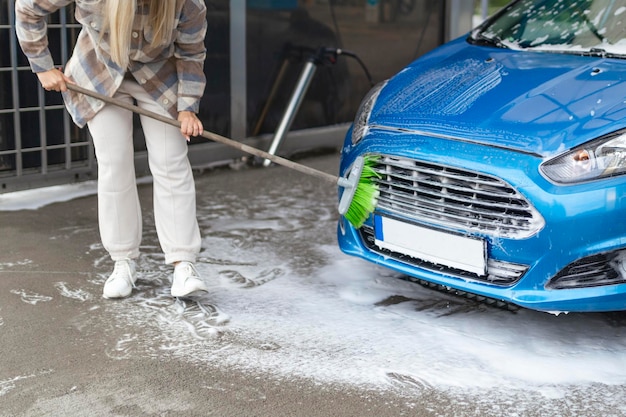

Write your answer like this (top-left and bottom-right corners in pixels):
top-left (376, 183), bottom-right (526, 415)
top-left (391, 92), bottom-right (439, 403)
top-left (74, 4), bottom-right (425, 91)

top-left (230, 0), bottom-right (246, 140)
top-left (8, 0), bottom-right (23, 177)
top-left (262, 58), bottom-right (318, 167)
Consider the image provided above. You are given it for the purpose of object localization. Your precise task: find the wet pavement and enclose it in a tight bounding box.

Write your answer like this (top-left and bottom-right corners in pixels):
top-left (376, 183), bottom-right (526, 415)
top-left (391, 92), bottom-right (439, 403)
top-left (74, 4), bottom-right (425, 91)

top-left (1, 152), bottom-right (626, 417)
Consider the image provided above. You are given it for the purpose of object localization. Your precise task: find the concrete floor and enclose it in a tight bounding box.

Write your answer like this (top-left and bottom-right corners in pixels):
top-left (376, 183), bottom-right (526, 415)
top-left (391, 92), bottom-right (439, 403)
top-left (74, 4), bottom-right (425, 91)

top-left (1, 152), bottom-right (624, 417)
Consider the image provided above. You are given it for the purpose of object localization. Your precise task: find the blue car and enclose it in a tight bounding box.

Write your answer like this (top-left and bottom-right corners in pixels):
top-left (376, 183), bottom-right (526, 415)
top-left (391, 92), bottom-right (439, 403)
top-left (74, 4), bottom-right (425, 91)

top-left (337, 0), bottom-right (626, 313)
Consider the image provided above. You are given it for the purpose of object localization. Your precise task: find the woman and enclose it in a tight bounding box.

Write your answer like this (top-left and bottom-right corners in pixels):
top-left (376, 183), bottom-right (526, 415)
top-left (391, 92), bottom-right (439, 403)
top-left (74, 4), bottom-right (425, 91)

top-left (15, 0), bottom-right (209, 299)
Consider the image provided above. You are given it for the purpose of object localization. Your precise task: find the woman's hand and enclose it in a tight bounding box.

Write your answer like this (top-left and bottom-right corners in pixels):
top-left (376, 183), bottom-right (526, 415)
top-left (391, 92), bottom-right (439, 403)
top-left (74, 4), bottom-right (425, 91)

top-left (178, 111), bottom-right (203, 142)
top-left (36, 68), bottom-right (74, 92)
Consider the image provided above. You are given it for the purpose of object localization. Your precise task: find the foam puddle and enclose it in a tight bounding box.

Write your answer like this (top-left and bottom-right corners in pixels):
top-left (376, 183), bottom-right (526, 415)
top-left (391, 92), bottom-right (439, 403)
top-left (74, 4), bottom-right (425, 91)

top-left (87, 240), bottom-right (626, 417)
top-left (89, 186), bottom-right (626, 401)
top-left (5, 177), bottom-right (626, 414)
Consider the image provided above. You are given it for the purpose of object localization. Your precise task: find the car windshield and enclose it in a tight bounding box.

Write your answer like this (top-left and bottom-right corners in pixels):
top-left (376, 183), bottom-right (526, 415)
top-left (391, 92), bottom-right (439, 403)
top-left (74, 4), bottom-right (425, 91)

top-left (471, 0), bottom-right (626, 57)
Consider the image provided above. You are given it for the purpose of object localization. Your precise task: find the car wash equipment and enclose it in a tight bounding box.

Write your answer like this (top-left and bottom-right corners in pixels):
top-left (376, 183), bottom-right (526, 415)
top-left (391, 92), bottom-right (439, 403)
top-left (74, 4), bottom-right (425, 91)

top-left (261, 46), bottom-right (373, 167)
top-left (65, 83), bottom-right (379, 229)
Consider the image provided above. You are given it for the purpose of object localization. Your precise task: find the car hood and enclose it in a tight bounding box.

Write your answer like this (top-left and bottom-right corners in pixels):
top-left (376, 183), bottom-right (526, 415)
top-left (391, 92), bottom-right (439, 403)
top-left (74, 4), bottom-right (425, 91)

top-left (370, 38), bottom-right (626, 157)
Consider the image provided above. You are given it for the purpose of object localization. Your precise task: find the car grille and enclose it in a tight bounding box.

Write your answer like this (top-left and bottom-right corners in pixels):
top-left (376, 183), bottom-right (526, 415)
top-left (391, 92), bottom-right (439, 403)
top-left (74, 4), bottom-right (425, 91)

top-left (371, 155), bottom-right (544, 239)
top-left (360, 226), bottom-right (528, 286)
top-left (546, 253), bottom-right (626, 289)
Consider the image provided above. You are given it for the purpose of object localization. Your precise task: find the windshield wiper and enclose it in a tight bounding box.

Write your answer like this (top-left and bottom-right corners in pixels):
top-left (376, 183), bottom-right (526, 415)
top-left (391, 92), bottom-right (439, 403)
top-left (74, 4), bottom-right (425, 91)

top-left (573, 48), bottom-right (626, 59)
top-left (468, 32), bottom-right (509, 49)
top-left (587, 48), bottom-right (608, 57)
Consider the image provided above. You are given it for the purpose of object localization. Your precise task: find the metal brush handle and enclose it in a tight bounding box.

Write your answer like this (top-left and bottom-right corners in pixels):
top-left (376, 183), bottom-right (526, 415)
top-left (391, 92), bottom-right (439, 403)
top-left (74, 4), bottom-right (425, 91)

top-left (65, 83), bottom-right (341, 185)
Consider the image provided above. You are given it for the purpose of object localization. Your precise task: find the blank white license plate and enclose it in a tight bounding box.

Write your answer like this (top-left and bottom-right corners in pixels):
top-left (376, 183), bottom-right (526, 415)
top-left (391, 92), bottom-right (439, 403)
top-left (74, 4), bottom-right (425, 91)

top-left (374, 215), bottom-right (486, 275)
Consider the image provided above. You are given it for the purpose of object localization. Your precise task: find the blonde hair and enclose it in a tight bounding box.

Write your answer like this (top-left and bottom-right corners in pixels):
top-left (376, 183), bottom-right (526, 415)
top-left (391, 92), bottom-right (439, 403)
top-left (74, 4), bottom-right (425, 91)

top-left (103, 0), bottom-right (176, 69)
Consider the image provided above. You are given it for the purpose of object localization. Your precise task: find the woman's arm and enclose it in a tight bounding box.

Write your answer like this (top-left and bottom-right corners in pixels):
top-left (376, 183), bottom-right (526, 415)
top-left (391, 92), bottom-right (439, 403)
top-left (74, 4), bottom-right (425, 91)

top-left (15, 0), bottom-right (74, 73)
top-left (173, 0), bottom-right (207, 116)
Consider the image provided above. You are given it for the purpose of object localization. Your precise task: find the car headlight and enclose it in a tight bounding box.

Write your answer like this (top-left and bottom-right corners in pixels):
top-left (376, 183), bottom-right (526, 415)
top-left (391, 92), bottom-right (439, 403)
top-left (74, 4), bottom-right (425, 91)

top-left (541, 131), bottom-right (626, 184)
top-left (351, 80), bottom-right (387, 145)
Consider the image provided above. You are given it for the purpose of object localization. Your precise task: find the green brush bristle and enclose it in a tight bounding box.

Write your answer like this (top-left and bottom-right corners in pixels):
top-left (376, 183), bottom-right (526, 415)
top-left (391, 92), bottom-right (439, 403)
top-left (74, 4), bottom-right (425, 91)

top-left (344, 156), bottom-right (381, 228)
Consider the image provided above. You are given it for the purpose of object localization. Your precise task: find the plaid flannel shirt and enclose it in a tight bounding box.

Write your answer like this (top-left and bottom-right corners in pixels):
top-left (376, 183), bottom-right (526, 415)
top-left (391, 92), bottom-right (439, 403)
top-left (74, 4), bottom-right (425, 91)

top-left (15, 0), bottom-right (207, 127)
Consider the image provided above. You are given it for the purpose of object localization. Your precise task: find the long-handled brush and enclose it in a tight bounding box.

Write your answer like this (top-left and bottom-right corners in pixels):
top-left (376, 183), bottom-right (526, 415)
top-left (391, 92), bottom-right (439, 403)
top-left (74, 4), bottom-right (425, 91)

top-left (65, 84), bottom-right (379, 228)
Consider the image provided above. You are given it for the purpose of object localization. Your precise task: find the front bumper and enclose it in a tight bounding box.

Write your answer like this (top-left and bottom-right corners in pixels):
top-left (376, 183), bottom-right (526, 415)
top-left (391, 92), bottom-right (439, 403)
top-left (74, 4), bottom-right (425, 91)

top-left (337, 129), bottom-right (626, 313)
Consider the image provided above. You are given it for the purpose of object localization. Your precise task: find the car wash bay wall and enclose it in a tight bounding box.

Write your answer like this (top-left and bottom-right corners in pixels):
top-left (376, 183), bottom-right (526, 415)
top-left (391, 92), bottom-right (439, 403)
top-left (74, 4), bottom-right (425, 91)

top-left (0, 0), bottom-right (449, 193)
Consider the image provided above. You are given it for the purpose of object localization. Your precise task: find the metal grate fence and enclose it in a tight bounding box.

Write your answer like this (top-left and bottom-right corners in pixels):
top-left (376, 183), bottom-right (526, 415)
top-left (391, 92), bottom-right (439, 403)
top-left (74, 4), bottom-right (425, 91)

top-left (0, 0), bottom-right (95, 193)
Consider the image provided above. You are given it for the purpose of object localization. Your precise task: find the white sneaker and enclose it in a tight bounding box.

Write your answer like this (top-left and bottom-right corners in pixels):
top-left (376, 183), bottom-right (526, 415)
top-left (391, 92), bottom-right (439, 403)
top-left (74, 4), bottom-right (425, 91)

top-left (171, 262), bottom-right (208, 298)
top-left (102, 259), bottom-right (137, 299)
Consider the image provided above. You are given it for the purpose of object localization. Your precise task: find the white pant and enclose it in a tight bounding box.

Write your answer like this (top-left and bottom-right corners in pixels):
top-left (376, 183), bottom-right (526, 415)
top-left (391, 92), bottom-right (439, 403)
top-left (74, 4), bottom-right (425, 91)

top-left (87, 80), bottom-right (201, 264)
